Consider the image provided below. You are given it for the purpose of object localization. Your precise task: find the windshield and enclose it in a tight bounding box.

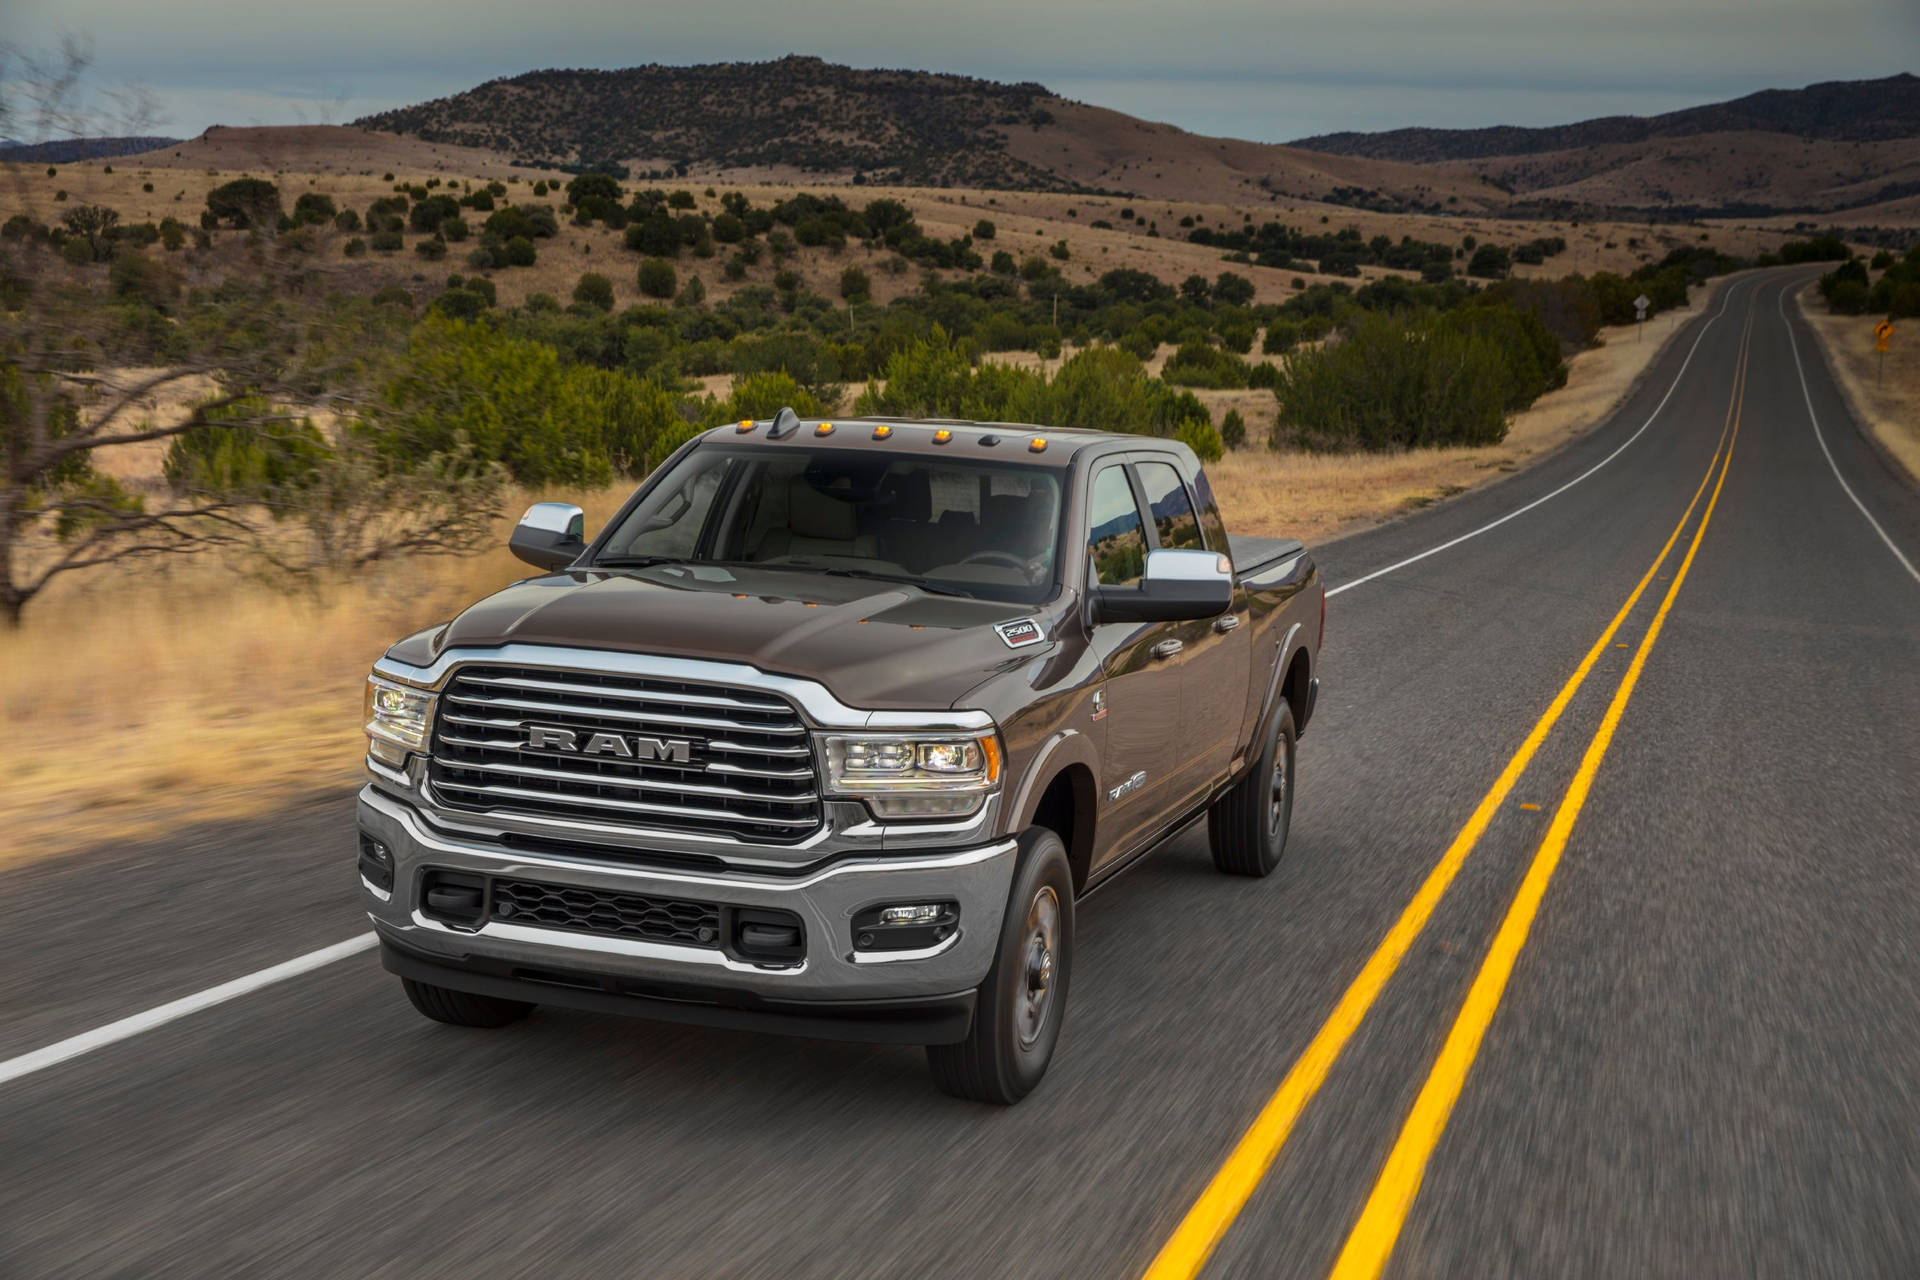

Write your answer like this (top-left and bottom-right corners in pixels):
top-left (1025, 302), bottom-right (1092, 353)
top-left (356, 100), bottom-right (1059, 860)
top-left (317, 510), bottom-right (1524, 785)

top-left (594, 444), bottom-right (1065, 605)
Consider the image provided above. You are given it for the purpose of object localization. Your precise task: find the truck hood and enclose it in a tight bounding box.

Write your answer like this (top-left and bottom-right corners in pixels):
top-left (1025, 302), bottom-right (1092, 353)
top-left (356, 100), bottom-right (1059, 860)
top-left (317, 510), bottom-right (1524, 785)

top-left (390, 564), bottom-right (1064, 710)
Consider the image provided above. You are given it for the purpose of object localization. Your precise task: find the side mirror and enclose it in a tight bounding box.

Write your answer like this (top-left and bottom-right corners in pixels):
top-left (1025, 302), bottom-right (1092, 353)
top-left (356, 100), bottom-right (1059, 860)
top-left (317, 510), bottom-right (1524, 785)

top-left (509, 502), bottom-right (586, 571)
top-left (1092, 549), bottom-right (1234, 624)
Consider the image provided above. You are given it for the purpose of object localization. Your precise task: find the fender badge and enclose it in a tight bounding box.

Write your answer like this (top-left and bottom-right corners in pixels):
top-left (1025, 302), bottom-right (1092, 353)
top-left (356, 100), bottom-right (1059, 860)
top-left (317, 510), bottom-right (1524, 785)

top-left (995, 618), bottom-right (1044, 649)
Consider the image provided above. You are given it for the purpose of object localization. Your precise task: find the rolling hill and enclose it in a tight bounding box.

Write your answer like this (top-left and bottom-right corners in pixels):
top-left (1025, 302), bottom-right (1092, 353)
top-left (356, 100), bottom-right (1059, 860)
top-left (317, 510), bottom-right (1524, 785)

top-left (353, 60), bottom-right (1920, 224)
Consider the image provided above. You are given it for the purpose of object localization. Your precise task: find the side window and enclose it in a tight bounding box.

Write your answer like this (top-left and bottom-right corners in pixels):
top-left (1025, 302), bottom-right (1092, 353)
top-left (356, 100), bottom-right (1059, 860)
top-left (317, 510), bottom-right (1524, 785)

top-left (1189, 466), bottom-right (1229, 553)
top-left (1086, 466), bottom-right (1147, 587)
top-left (1136, 460), bottom-right (1204, 551)
top-left (614, 456), bottom-right (728, 559)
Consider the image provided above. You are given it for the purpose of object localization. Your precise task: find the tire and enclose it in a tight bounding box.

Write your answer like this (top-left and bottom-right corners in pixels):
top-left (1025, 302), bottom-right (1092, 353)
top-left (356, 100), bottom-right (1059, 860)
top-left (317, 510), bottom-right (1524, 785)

top-left (1207, 703), bottom-right (1296, 877)
top-left (927, 827), bottom-right (1074, 1105)
top-left (400, 977), bottom-right (535, 1029)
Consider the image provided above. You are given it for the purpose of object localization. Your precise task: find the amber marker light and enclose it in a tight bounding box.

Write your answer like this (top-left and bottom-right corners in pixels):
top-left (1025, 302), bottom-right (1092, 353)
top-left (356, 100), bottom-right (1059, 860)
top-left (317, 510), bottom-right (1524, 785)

top-left (815, 422), bottom-right (835, 437)
top-left (1029, 437), bottom-right (1048, 452)
top-left (932, 429), bottom-right (953, 444)
top-left (736, 419), bottom-right (755, 433)
top-left (872, 424), bottom-right (893, 440)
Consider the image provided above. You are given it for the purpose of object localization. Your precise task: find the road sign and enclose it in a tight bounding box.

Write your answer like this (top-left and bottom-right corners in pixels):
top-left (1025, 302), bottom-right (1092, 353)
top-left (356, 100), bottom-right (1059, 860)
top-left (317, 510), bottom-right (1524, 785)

top-left (1634, 294), bottom-right (1651, 319)
top-left (1876, 319), bottom-right (1895, 352)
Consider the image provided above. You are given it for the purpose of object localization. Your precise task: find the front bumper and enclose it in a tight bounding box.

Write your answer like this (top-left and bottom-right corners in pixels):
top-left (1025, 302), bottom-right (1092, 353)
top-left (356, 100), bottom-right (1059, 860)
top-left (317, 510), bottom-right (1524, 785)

top-left (357, 787), bottom-right (1019, 1037)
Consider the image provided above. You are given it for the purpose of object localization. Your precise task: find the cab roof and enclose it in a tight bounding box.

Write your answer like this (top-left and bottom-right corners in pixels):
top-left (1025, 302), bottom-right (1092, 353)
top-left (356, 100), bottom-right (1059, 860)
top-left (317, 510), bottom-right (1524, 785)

top-left (698, 408), bottom-right (1183, 467)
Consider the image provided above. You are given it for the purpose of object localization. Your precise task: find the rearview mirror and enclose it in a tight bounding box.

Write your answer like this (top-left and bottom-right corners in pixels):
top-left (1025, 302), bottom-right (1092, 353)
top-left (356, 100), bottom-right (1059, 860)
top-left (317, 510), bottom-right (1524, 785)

top-left (1091, 548), bottom-right (1234, 624)
top-left (509, 501), bottom-right (587, 571)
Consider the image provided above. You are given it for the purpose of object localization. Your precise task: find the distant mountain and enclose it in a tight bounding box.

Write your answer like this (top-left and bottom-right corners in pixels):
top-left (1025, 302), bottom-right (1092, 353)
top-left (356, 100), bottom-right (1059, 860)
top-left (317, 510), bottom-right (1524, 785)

top-left (0, 136), bottom-right (182, 165)
top-left (1290, 74), bottom-right (1920, 162)
top-left (356, 57), bottom-right (1070, 189)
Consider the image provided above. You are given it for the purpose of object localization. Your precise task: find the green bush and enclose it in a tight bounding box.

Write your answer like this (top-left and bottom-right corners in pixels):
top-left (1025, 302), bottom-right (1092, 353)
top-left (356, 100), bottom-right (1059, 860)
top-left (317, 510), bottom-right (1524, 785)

top-left (1467, 243), bottom-right (1511, 279)
top-left (1271, 305), bottom-right (1562, 451)
top-left (1176, 417), bottom-right (1224, 462)
top-left (292, 192), bottom-right (336, 226)
top-left (415, 236), bottom-right (448, 261)
top-left (840, 266), bottom-right (871, 301)
top-left (573, 272), bottom-right (615, 312)
top-left (973, 219), bottom-right (996, 240)
top-left (370, 230), bottom-right (403, 253)
top-left (1219, 408), bottom-right (1247, 450)
top-left (205, 178), bottom-right (281, 229)
top-left (343, 237), bottom-right (366, 257)
top-left (1213, 272), bottom-right (1256, 306)
top-left (638, 258), bottom-right (677, 298)
top-left (503, 236), bottom-right (536, 267)
top-left (1162, 341), bottom-right (1250, 389)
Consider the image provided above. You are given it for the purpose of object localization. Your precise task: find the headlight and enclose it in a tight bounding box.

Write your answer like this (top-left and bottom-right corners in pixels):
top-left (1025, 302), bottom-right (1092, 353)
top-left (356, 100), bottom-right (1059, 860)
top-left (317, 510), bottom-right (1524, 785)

top-left (823, 732), bottom-right (1002, 819)
top-left (364, 675), bottom-right (435, 766)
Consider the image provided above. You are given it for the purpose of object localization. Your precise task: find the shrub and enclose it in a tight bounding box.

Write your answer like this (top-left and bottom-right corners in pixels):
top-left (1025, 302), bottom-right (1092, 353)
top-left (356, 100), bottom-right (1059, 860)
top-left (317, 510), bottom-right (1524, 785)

top-left (333, 208), bottom-right (361, 233)
top-left (974, 219), bottom-right (996, 240)
top-left (626, 211), bottom-right (681, 257)
top-left (1467, 244), bottom-right (1511, 279)
top-left (504, 235), bottom-right (536, 267)
top-left (1176, 417), bottom-right (1224, 462)
top-left (990, 249), bottom-right (1016, 275)
top-left (573, 272), bottom-right (615, 312)
top-left (370, 230), bottom-right (403, 252)
top-left (205, 178), bottom-right (282, 229)
top-left (638, 258), bottom-right (677, 298)
top-left (1219, 408), bottom-right (1247, 451)
top-left (408, 194), bottom-right (461, 233)
top-left (840, 266), bottom-right (871, 300)
top-left (676, 275), bottom-right (706, 307)
top-left (415, 236), bottom-right (448, 260)
top-left (440, 217), bottom-right (469, 242)
top-left (292, 192), bottom-right (336, 225)
top-left (1049, 239), bottom-right (1070, 261)
top-left (1213, 272), bottom-right (1256, 306)
top-left (1246, 361), bottom-right (1280, 390)
top-left (343, 237), bottom-right (366, 257)
top-left (1162, 341), bottom-right (1250, 389)
top-left (711, 211), bottom-right (746, 243)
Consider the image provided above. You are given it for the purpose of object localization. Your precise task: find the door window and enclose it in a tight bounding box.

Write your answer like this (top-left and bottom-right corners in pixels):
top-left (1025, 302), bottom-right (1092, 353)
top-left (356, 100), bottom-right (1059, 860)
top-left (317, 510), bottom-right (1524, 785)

top-left (1086, 466), bottom-right (1147, 587)
top-left (1136, 461), bottom-right (1204, 551)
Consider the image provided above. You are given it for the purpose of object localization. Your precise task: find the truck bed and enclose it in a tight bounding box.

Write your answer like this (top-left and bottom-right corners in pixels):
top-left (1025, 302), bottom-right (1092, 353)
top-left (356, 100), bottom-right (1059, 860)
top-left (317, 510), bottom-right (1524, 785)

top-left (1228, 534), bottom-right (1305, 577)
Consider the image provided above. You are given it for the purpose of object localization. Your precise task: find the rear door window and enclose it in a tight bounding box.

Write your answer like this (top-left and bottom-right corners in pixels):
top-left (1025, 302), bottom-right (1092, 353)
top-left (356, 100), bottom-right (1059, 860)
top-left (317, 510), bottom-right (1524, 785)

top-left (1136, 460), bottom-right (1204, 551)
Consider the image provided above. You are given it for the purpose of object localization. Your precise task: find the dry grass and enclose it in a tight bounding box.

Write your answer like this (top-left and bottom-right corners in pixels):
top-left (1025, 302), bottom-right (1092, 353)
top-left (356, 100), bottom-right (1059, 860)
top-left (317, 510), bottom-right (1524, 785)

top-left (0, 488), bottom-right (631, 867)
top-left (1794, 283), bottom-right (1920, 486)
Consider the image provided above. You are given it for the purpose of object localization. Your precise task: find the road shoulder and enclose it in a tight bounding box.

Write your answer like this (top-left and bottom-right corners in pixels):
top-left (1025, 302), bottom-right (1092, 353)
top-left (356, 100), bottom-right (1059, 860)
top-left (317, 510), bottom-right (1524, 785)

top-left (1793, 281), bottom-right (1920, 489)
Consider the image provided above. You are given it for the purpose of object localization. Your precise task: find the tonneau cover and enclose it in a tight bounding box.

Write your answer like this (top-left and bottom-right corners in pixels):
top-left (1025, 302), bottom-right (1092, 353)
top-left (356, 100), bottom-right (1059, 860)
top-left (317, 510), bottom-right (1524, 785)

top-left (1228, 534), bottom-right (1305, 574)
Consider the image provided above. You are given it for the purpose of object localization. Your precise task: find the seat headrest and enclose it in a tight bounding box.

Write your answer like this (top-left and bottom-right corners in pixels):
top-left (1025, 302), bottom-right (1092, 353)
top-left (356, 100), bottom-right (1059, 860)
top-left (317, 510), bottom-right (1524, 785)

top-left (788, 477), bottom-right (858, 541)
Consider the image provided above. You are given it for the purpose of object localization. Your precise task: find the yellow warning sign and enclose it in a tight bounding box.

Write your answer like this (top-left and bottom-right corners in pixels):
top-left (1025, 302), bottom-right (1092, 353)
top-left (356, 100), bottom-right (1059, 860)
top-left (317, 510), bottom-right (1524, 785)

top-left (1876, 319), bottom-right (1896, 351)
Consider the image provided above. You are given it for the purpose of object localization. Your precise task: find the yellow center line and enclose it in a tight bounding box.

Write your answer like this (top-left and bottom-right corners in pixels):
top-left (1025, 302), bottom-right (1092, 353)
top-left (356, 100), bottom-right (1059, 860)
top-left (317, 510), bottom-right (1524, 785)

top-left (1324, 298), bottom-right (1755, 1280)
top-left (1140, 294), bottom-right (1758, 1280)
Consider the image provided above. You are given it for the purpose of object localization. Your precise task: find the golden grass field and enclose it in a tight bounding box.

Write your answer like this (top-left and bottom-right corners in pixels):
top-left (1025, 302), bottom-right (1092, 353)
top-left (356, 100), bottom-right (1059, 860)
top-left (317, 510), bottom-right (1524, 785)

top-left (0, 272), bottom-right (1723, 865)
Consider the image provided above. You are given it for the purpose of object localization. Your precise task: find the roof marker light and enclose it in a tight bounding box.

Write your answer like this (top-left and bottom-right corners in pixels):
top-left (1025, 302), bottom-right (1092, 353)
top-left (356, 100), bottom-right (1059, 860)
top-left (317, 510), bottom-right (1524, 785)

top-left (1029, 437), bottom-right (1047, 452)
top-left (872, 424), bottom-right (893, 440)
top-left (815, 422), bottom-right (835, 437)
top-left (932, 429), bottom-right (953, 444)
top-left (736, 419), bottom-right (755, 433)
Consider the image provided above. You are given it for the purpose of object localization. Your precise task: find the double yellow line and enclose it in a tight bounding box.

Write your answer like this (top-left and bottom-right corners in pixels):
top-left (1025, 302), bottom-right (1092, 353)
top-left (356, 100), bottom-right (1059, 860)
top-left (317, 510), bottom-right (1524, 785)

top-left (1145, 292), bottom-right (1758, 1280)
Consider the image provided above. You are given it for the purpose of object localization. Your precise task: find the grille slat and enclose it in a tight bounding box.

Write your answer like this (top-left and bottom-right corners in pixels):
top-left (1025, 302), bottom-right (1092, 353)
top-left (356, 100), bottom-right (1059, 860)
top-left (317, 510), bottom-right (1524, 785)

top-left (492, 877), bottom-right (720, 947)
top-left (445, 691), bottom-right (810, 737)
top-left (429, 664), bottom-right (823, 843)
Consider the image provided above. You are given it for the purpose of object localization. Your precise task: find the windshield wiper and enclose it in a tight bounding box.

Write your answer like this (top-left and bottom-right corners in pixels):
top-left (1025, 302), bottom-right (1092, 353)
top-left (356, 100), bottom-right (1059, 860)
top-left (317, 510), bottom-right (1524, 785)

top-left (591, 555), bottom-right (686, 569)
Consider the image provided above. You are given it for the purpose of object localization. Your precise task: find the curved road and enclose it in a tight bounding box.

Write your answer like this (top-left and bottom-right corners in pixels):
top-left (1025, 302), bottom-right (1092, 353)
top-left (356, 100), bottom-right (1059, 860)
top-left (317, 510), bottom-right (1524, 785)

top-left (4, 268), bottom-right (1918, 1278)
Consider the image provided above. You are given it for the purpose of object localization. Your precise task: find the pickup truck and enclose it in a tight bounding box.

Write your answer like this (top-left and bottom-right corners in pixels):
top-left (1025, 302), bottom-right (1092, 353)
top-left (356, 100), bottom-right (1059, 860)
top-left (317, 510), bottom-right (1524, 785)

top-left (358, 408), bottom-right (1322, 1103)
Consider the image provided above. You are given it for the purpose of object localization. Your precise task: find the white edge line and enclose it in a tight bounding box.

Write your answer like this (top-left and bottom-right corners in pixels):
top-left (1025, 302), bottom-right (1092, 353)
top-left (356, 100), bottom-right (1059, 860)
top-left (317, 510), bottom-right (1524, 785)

top-left (0, 933), bottom-right (377, 1088)
top-left (1325, 275), bottom-right (1747, 598)
top-left (1777, 284), bottom-right (1920, 585)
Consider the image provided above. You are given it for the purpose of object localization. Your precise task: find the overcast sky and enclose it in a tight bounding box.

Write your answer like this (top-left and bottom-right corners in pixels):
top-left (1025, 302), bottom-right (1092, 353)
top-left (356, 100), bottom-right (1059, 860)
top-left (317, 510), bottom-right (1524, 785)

top-left (7, 0), bottom-right (1917, 144)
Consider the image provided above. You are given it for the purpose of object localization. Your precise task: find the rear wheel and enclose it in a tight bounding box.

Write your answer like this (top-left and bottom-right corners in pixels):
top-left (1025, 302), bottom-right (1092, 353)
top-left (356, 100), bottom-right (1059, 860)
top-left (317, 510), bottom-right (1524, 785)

top-left (927, 827), bottom-right (1073, 1104)
top-left (1208, 704), bottom-right (1296, 877)
top-left (401, 977), bottom-right (535, 1029)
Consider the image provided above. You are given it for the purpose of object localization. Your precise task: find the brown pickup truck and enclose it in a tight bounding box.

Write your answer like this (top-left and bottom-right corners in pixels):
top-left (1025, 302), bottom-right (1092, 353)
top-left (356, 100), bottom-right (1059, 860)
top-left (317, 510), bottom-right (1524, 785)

top-left (358, 409), bottom-right (1322, 1102)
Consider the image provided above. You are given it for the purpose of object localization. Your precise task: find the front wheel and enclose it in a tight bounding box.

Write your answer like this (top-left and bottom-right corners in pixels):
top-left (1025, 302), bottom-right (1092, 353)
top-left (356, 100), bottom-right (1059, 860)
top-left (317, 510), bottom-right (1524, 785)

top-left (1207, 703), bottom-right (1296, 877)
top-left (927, 827), bottom-right (1074, 1104)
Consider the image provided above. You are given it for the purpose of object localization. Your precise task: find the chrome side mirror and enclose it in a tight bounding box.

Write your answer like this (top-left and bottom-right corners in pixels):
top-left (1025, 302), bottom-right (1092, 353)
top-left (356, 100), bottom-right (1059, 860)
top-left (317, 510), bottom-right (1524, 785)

top-left (1092, 548), bottom-right (1234, 623)
top-left (509, 501), bottom-right (587, 571)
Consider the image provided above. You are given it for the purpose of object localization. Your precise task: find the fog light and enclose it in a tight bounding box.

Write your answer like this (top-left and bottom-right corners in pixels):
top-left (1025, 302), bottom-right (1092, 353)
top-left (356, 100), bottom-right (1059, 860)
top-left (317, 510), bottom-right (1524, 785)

top-left (880, 904), bottom-right (943, 926)
top-left (853, 901), bottom-right (959, 952)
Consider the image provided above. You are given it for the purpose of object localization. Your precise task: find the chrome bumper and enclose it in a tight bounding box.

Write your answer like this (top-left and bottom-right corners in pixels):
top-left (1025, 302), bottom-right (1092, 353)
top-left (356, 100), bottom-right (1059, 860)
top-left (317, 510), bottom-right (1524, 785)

top-left (357, 786), bottom-right (1019, 1002)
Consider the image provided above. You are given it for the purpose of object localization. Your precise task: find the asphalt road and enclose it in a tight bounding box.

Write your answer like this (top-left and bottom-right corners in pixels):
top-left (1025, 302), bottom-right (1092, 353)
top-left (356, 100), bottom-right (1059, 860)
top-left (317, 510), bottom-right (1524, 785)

top-left (5, 268), bottom-right (1918, 1279)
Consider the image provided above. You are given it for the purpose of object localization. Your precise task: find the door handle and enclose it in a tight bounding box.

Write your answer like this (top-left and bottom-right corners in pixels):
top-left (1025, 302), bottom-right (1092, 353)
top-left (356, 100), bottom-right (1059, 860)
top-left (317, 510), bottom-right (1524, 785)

top-left (1213, 614), bottom-right (1241, 633)
top-left (1151, 639), bottom-right (1184, 660)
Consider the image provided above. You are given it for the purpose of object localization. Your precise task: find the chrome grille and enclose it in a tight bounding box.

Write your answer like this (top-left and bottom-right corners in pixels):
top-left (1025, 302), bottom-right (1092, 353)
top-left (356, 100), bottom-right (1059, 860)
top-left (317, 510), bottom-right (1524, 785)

top-left (428, 664), bottom-right (821, 842)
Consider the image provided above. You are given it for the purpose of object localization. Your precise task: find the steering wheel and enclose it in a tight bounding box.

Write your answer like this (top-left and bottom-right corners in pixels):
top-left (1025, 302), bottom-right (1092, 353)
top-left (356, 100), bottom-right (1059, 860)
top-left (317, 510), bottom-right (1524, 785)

top-left (958, 550), bottom-right (1030, 569)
